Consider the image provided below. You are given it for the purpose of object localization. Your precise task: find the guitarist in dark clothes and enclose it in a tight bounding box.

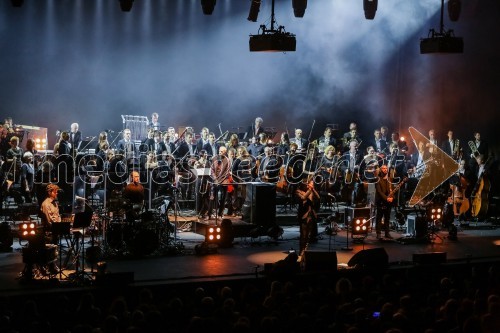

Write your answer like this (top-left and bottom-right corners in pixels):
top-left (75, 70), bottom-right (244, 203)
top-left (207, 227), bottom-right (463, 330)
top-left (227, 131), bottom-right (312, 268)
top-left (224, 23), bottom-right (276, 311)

top-left (375, 164), bottom-right (395, 239)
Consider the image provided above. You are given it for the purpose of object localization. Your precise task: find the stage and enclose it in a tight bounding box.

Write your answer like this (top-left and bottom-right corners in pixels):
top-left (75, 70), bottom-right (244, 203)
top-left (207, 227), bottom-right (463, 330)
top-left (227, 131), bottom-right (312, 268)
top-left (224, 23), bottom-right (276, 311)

top-left (1, 202), bottom-right (500, 297)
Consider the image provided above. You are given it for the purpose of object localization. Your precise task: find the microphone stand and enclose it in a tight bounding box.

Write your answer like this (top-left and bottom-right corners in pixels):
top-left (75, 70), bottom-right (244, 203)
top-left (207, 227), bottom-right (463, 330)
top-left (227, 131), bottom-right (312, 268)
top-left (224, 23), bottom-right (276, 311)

top-left (341, 209), bottom-right (353, 251)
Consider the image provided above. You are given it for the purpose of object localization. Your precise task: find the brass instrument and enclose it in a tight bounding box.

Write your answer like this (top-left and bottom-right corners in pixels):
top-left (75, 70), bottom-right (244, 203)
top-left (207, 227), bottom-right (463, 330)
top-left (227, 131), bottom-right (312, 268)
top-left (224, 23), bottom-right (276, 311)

top-left (468, 140), bottom-right (479, 158)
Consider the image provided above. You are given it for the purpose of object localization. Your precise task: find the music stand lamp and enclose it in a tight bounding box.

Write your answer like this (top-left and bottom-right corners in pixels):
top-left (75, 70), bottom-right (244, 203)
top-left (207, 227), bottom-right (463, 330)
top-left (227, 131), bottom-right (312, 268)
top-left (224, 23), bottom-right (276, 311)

top-left (72, 206), bottom-right (94, 283)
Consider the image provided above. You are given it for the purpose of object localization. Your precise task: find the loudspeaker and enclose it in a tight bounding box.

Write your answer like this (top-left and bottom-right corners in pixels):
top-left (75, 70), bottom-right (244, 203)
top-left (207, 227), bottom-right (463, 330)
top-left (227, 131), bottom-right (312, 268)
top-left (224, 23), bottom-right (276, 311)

top-left (348, 247), bottom-right (388, 269)
top-left (413, 252), bottom-right (447, 265)
top-left (242, 183), bottom-right (276, 227)
top-left (301, 251), bottom-right (337, 273)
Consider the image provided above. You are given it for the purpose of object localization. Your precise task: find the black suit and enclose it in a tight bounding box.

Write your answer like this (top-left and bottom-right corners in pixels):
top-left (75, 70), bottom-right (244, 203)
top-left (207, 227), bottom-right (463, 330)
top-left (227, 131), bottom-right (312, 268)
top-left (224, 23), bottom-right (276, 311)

top-left (202, 142), bottom-right (220, 157)
top-left (69, 131), bottom-right (82, 151)
top-left (196, 138), bottom-right (208, 154)
top-left (375, 175), bottom-right (393, 236)
top-left (371, 138), bottom-right (388, 154)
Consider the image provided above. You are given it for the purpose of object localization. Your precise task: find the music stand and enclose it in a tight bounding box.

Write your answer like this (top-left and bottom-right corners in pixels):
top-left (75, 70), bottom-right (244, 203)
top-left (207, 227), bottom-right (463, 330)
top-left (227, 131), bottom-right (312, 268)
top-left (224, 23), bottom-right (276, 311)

top-left (71, 204), bottom-right (94, 283)
top-left (51, 222), bottom-right (72, 280)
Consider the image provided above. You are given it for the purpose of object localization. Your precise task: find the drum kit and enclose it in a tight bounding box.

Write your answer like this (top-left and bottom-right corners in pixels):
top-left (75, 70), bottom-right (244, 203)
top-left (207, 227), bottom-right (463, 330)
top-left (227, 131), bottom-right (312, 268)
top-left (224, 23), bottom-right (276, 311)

top-left (104, 194), bottom-right (175, 256)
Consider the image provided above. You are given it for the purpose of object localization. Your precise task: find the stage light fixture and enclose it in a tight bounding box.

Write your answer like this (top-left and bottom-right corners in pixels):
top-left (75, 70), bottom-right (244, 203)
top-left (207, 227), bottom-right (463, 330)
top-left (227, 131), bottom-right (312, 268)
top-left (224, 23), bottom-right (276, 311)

top-left (201, 0), bottom-right (216, 15)
top-left (363, 0), bottom-right (378, 20)
top-left (247, 0), bottom-right (261, 22)
top-left (429, 207), bottom-right (442, 221)
top-left (206, 226), bottom-right (221, 243)
top-left (352, 216), bottom-right (369, 237)
top-left (420, 0), bottom-right (463, 54)
top-left (119, 0), bottom-right (134, 12)
top-left (19, 222), bottom-right (37, 240)
top-left (292, 0), bottom-right (307, 18)
top-left (448, 0), bottom-right (461, 22)
top-left (11, 0), bottom-right (24, 7)
top-left (249, 0), bottom-right (296, 52)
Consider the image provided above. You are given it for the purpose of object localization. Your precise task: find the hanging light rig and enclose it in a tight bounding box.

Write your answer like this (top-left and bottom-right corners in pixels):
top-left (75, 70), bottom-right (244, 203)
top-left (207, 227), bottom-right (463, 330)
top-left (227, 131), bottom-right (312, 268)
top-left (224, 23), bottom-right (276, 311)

top-left (249, 0), bottom-right (296, 52)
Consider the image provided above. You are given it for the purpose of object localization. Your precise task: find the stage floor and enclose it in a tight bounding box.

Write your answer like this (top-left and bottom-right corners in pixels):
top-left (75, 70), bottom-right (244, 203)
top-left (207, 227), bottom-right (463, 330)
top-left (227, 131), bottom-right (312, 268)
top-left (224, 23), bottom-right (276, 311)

top-left (1, 208), bottom-right (500, 296)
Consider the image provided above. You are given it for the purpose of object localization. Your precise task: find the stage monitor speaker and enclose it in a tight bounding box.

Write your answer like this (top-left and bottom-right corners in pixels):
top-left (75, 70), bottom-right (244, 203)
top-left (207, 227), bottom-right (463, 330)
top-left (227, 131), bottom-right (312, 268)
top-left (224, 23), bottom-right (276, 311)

top-left (413, 252), bottom-right (447, 265)
top-left (302, 250), bottom-right (337, 273)
top-left (242, 182), bottom-right (276, 227)
top-left (348, 247), bottom-right (388, 269)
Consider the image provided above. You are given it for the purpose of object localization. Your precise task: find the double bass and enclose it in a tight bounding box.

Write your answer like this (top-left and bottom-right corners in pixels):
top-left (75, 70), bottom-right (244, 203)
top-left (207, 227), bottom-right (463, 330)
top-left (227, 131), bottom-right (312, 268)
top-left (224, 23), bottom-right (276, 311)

top-left (448, 175), bottom-right (470, 217)
top-left (471, 159), bottom-right (491, 218)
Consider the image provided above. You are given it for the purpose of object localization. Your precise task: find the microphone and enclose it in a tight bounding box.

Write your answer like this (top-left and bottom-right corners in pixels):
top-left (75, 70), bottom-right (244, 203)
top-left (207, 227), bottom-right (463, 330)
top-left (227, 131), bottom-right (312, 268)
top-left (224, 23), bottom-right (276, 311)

top-left (105, 129), bottom-right (115, 133)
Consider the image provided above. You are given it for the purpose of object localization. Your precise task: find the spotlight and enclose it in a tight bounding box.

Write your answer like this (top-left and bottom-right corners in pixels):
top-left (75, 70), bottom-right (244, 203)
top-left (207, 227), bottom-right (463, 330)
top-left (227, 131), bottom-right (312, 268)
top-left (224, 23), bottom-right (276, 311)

top-left (19, 222), bottom-right (37, 240)
top-left (247, 0), bottom-right (261, 22)
top-left (11, 0), bottom-right (23, 7)
top-left (206, 226), bottom-right (221, 243)
top-left (201, 0), bottom-right (216, 15)
top-left (363, 0), bottom-right (378, 20)
top-left (448, 0), bottom-right (461, 22)
top-left (352, 217), bottom-right (369, 237)
top-left (119, 0), bottom-right (134, 12)
top-left (420, 0), bottom-right (463, 54)
top-left (429, 207), bottom-right (442, 221)
top-left (249, 0), bottom-right (296, 52)
top-left (292, 0), bottom-right (307, 18)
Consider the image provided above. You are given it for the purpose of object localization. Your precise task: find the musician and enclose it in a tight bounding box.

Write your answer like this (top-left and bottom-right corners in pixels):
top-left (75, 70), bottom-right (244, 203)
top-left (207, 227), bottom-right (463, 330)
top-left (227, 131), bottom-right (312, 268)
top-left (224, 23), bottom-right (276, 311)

top-left (408, 141), bottom-right (430, 178)
top-left (469, 132), bottom-right (489, 164)
top-left (175, 131), bottom-right (197, 158)
top-left (5, 136), bottom-right (23, 178)
top-left (441, 130), bottom-right (460, 160)
top-left (380, 125), bottom-right (389, 142)
top-left (116, 128), bottom-right (137, 161)
top-left (159, 131), bottom-right (176, 156)
top-left (375, 164), bottom-right (394, 239)
top-left (290, 128), bottom-right (308, 153)
top-left (149, 112), bottom-right (160, 131)
top-left (390, 132), bottom-right (408, 154)
top-left (295, 179), bottom-right (320, 252)
top-left (342, 123), bottom-right (362, 151)
top-left (69, 122), bottom-right (82, 152)
top-left (141, 129), bottom-right (156, 152)
top-left (317, 127), bottom-right (336, 154)
top-left (195, 150), bottom-right (212, 220)
top-left (340, 140), bottom-right (361, 175)
top-left (276, 132), bottom-right (290, 156)
top-left (360, 146), bottom-right (380, 183)
top-left (196, 127), bottom-right (210, 153)
top-left (247, 136), bottom-right (264, 159)
top-left (123, 171), bottom-right (145, 223)
top-left (95, 131), bottom-right (110, 157)
top-left (20, 152), bottom-right (35, 203)
top-left (226, 133), bottom-right (240, 151)
top-left (40, 183), bottom-right (64, 274)
top-left (258, 146), bottom-right (282, 183)
top-left (247, 117), bottom-right (265, 140)
top-left (167, 127), bottom-right (178, 143)
top-left (200, 132), bottom-right (218, 158)
top-left (211, 146), bottom-right (232, 218)
top-left (370, 128), bottom-right (388, 155)
top-left (40, 183), bottom-right (62, 228)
